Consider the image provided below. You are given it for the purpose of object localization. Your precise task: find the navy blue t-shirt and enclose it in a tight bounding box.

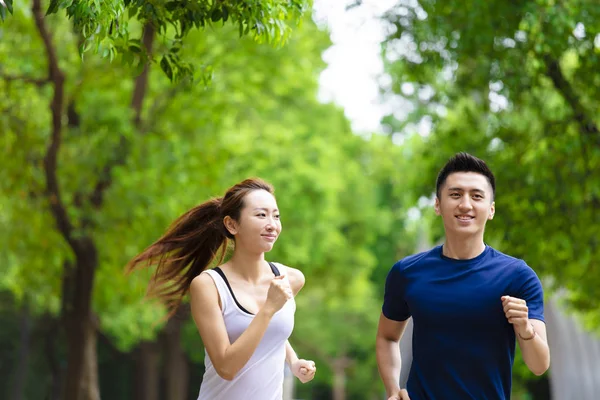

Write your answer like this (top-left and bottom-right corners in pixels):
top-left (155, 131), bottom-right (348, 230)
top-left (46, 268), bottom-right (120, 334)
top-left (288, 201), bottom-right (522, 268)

top-left (382, 245), bottom-right (544, 400)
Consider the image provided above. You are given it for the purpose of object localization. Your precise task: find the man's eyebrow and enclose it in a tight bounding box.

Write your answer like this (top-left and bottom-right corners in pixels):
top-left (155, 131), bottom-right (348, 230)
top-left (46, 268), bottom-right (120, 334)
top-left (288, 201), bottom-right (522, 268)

top-left (447, 187), bottom-right (486, 194)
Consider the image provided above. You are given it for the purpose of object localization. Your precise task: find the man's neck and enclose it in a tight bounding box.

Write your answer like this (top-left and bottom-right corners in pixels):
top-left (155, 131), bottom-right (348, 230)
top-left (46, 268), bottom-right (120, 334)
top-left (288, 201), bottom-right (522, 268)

top-left (442, 237), bottom-right (486, 260)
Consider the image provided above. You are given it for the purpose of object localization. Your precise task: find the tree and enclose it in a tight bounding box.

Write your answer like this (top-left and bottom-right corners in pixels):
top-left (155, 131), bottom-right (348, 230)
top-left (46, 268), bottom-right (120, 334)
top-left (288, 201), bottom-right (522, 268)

top-left (2, 1), bottom-right (415, 398)
top-left (2, 0), bottom-right (311, 81)
top-left (0, 1), bottom-right (317, 398)
top-left (377, 0), bottom-right (600, 329)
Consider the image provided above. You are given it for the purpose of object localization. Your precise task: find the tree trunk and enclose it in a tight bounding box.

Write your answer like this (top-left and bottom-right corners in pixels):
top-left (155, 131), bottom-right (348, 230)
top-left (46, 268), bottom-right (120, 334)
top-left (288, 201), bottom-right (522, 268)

top-left (134, 341), bottom-right (161, 400)
top-left (64, 309), bottom-right (100, 400)
top-left (163, 317), bottom-right (189, 400)
top-left (10, 303), bottom-right (32, 400)
top-left (45, 318), bottom-right (64, 400)
top-left (31, 0), bottom-right (100, 397)
top-left (332, 357), bottom-right (349, 400)
top-left (63, 240), bottom-right (100, 400)
top-left (79, 317), bottom-right (100, 400)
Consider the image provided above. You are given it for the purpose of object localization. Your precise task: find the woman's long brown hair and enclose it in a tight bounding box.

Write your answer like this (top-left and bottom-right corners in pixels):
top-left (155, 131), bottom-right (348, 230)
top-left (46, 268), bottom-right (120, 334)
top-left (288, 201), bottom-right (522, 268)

top-left (126, 178), bottom-right (275, 317)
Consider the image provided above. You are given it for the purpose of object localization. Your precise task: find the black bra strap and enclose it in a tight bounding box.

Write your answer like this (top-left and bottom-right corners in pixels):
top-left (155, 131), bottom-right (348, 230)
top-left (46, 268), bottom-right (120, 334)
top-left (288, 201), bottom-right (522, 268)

top-left (213, 262), bottom-right (280, 315)
top-left (268, 262), bottom-right (281, 276)
top-left (213, 267), bottom-right (253, 315)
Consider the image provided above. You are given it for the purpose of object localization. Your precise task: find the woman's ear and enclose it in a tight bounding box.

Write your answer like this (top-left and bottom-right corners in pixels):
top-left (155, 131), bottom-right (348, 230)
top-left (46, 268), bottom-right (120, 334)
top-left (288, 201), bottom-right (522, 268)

top-left (223, 216), bottom-right (238, 236)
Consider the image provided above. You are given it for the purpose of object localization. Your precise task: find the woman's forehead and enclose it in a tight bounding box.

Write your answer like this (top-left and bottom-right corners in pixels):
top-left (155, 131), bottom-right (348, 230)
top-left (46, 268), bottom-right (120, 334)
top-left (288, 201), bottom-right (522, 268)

top-left (243, 189), bottom-right (278, 208)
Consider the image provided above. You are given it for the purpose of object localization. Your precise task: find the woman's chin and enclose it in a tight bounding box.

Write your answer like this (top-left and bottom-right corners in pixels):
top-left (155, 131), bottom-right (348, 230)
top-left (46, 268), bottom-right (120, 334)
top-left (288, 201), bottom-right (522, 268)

top-left (260, 242), bottom-right (276, 253)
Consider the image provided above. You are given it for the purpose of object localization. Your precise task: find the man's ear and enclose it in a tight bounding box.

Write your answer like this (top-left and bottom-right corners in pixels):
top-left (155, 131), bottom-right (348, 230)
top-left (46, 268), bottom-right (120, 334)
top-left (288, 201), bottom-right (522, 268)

top-left (434, 197), bottom-right (441, 216)
top-left (488, 201), bottom-right (495, 220)
top-left (223, 216), bottom-right (238, 236)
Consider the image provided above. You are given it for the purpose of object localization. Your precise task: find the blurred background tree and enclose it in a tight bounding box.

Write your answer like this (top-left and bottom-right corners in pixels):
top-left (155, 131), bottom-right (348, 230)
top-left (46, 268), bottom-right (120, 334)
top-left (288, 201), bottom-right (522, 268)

top-left (1, 0), bottom-right (599, 399)
top-left (379, 0), bottom-right (600, 329)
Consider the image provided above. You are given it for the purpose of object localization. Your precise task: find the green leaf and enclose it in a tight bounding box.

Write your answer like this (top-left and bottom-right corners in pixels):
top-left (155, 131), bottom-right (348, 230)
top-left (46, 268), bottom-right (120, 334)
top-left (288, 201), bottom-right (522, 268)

top-left (222, 7), bottom-right (229, 23)
top-left (211, 8), bottom-right (222, 22)
top-left (128, 5), bottom-right (138, 19)
top-left (165, 1), bottom-right (178, 12)
top-left (160, 55), bottom-right (173, 81)
top-left (46, 0), bottom-right (60, 16)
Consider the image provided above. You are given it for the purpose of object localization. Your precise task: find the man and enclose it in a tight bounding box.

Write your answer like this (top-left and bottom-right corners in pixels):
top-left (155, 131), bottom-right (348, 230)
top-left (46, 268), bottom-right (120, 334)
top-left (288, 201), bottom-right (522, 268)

top-left (376, 152), bottom-right (550, 400)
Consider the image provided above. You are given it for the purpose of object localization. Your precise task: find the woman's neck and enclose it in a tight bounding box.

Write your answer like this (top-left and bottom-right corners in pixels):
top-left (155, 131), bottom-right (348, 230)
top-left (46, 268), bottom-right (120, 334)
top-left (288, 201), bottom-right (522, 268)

top-left (227, 249), bottom-right (267, 283)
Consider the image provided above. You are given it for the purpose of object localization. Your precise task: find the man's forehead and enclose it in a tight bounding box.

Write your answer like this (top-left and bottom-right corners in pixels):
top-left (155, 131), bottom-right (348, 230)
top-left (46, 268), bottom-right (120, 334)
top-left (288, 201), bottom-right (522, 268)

top-left (444, 172), bottom-right (491, 191)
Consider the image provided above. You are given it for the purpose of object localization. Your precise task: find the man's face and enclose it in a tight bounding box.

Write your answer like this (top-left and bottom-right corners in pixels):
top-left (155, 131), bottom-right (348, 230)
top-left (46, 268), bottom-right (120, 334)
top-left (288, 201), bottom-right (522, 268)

top-left (435, 172), bottom-right (495, 238)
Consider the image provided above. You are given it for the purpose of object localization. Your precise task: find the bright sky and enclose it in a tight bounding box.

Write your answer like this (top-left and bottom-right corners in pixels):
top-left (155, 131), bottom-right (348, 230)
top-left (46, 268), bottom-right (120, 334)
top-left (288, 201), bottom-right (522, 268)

top-left (313, 0), bottom-right (398, 134)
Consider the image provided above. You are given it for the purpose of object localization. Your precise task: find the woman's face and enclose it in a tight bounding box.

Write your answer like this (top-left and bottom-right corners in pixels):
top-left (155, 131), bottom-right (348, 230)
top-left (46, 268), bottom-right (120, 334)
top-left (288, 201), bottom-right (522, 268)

top-left (226, 189), bottom-right (281, 253)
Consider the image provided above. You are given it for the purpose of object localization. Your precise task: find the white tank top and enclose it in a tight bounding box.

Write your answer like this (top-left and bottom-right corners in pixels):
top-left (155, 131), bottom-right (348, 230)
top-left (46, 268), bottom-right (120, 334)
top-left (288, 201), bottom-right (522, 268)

top-left (197, 264), bottom-right (295, 400)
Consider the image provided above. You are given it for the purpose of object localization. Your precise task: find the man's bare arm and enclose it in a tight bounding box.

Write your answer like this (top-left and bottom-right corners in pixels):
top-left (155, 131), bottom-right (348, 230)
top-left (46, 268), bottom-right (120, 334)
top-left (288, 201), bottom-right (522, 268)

top-left (376, 313), bottom-right (410, 399)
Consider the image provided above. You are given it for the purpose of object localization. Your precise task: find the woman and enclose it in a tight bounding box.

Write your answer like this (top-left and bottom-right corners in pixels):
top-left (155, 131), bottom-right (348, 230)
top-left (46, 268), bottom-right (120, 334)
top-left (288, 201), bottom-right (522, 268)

top-left (128, 178), bottom-right (316, 399)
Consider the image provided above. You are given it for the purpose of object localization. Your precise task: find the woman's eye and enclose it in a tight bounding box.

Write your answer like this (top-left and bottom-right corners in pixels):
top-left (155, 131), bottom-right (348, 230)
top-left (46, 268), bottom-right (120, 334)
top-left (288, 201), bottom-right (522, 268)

top-left (275, 215), bottom-right (280, 219)
top-left (258, 213), bottom-right (266, 217)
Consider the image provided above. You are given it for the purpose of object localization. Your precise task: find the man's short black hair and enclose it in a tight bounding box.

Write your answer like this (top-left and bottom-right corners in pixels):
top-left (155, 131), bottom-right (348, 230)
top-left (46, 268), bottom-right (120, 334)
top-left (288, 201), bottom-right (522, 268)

top-left (436, 152), bottom-right (496, 199)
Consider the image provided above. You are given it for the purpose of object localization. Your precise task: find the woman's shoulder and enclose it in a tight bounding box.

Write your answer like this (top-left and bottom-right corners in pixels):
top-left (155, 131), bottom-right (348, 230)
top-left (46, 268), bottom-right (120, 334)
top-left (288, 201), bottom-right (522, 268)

top-left (273, 262), bottom-right (305, 295)
top-left (190, 269), bottom-right (220, 296)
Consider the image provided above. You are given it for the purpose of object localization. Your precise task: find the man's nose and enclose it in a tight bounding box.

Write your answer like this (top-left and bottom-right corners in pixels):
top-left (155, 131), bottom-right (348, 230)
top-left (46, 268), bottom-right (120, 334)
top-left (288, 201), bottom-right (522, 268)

top-left (459, 196), bottom-right (473, 210)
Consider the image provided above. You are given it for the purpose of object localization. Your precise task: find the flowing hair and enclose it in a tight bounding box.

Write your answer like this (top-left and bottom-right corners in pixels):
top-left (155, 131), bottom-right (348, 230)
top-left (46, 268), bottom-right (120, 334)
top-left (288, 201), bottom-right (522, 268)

top-left (126, 178), bottom-right (275, 317)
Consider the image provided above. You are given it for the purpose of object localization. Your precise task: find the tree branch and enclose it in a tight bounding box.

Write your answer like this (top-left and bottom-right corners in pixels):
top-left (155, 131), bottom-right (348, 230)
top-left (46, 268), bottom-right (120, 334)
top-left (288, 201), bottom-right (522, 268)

top-left (131, 23), bottom-right (155, 127)
top-left (32, 0), bottom-right (79, 252)
top-left (87, 22), bottom-right (156, 210)
top-left (0, 71), bottom-right (49, 86)
top-left (141, 81), bottom-right (185, 134)
top-left (543, 54), bottom-right (600, 143)
top-left (543, 54), bottom-right (600, 209)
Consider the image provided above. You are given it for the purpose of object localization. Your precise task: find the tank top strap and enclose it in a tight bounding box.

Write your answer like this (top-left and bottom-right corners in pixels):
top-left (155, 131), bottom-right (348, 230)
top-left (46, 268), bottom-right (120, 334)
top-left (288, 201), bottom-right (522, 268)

top-left (203, 269), bottom-right (233, 312)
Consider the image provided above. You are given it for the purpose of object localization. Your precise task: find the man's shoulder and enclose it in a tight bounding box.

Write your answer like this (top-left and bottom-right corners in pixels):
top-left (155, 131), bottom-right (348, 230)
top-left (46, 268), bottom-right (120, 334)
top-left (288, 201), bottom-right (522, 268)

top-left (488, 247), bottom-right (542, 287)
top-left (393, 246), bottom-right (442, 271)
top-left (487, 246), bottom-right (527, 269)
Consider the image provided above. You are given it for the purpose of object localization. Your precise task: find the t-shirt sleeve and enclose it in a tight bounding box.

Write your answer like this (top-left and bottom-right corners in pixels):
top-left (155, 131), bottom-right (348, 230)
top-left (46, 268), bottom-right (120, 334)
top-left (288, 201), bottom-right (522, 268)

top-left (382, 262), bottom-right (411, 321)
top-left (515, 262), bottom-right (545, 322)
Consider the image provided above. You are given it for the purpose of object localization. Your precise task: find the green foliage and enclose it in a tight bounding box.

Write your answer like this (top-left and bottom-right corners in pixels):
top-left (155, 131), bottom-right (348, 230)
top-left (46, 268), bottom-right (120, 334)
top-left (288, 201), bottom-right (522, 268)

top-left (0, 0), bottom-right (14, 21)
top-left (0, 5), bottom-right (415, 400)
top-left (293, 275), bottom-right (382, 398)
top-left (0, 1), bottom-right (426, 398)
top-left (1, 0), bottom-right (312, 81)
top-left (0, 295), bottom-right (59, 399)
top-left (380, 0), bottom-right (600, 328)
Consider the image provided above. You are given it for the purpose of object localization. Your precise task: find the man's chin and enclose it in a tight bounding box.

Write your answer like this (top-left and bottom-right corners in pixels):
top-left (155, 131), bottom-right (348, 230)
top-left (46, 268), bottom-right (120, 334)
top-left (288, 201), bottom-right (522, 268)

top-left (448, 225), bottom-right (482, 236)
